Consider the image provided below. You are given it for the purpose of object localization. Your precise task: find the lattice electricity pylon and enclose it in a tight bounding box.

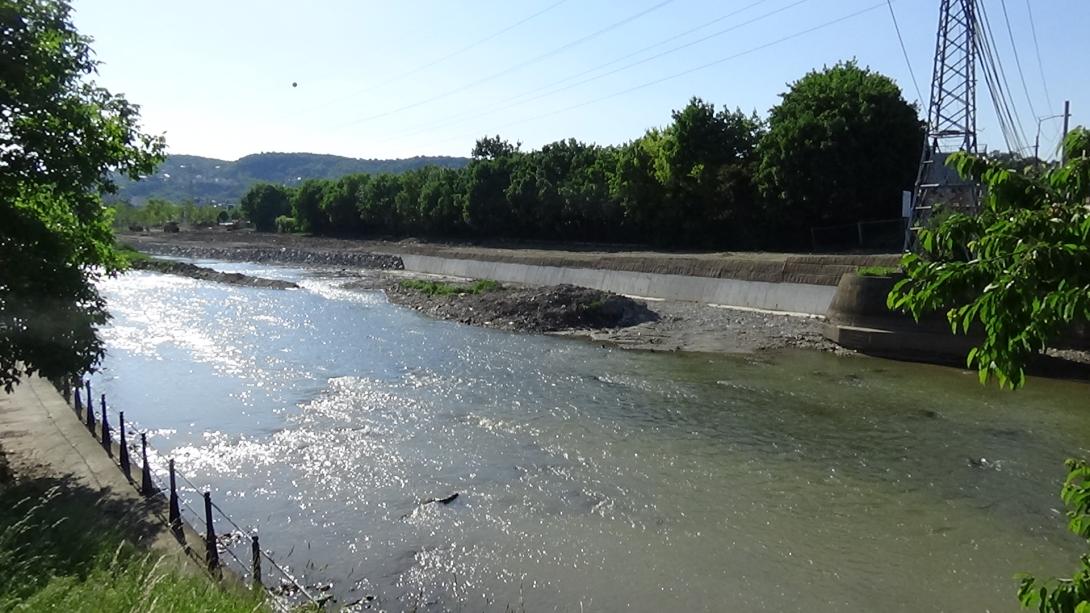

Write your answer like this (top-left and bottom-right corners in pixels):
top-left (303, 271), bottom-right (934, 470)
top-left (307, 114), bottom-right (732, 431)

top-left (905, 0), bottom-right (980, 251)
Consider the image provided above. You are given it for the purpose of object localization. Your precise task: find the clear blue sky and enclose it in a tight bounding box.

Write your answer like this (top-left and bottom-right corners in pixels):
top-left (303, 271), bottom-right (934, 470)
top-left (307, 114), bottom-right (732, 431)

top-left (71, 0), bottom-right (1088, 161)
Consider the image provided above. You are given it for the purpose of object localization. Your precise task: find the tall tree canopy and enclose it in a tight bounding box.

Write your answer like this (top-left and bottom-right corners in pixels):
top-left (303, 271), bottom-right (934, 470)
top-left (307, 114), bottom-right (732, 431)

top-left (1, 0), bottom-right (164, 390)
top-left (239, 183), bottom-right (291, 232)
top-left (757, 60), bottom-right (922, 238)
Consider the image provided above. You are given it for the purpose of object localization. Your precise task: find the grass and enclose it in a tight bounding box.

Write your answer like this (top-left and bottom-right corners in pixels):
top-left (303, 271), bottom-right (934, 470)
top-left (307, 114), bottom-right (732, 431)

top-left (855, 265), bottom-right (901, 277)
top-left (116, 243), bottom-right (152, 265)
top-left (399, 278), bottom-right (501, 296)
top-left (0, 470), bottom-right (268, 612)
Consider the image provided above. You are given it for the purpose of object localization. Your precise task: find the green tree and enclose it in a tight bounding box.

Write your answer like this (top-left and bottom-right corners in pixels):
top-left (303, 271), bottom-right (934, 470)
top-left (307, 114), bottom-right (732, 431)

top-left (757, 60), bottom-right (922, 241)
top-left (889, 131), bottom-right (1090, 389)
top-left (888, 132), bottom-right (1090, 611)
top-left (358, 173), bottom-right (402, 234)
top-left (471, 135), bottom-right (520, 160)
top-left (1, 0), bottom-right (164, 390)
top-left (640, 99), bottom-right (764, 245)
top-left (417, 167), bottom-right (466, 235)
top-left (320, 173), bottom-right (369, 235)
top-left (290, 179), bottom-right (329, 233)
top-left (464, 137), bottom-right (521, 236)
top-left (239, 183), bottom-right (291, 232)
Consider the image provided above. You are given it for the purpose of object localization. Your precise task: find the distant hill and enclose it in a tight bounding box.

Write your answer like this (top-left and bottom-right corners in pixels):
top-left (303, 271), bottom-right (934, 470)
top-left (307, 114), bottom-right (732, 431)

top-left (112, 152), bottom-right (471, 204)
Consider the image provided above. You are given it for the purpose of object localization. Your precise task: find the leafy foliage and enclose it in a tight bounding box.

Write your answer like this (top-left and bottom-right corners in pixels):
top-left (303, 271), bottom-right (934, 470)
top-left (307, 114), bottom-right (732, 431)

top-left (757, 60), bottom-right (923, 240)
top-left (889, 129), bottom-right (1090, 388)
top-left (109, 198), bottom-right (232, 228)
top-left (0, 0), bottom-right (164, 390)
top-left (240, 183), bottom-right (291, 232)
top-left (1017, 460), bottom-right (1090, 613)
top-left (238, 89), bottom-right (912, 249)
top-left (887, 132), bottom-right (1090, 612)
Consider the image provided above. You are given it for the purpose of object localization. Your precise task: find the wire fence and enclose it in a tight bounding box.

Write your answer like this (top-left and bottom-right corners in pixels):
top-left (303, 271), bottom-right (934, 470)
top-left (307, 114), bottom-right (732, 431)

top-left (67, 377), bottom-right (325, 611)
top-left (809, 218), bottom-right (906, 253)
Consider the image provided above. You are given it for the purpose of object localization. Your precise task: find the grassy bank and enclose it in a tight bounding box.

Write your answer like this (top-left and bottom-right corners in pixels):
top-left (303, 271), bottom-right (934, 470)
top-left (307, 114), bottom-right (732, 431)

top-left (399, 278), bottom-right (501, 296)
top-left (0, 462), bottom-right (267, 612)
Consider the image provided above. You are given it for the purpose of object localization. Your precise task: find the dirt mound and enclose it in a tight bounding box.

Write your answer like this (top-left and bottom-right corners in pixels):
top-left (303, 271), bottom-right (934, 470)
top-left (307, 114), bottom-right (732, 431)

top-left (387, 282), bottom-right (658, 333)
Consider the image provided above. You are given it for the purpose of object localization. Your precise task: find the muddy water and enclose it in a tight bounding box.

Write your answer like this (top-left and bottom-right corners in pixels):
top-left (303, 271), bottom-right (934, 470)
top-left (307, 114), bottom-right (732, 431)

top-left (95, 260), bottom-right (1089, 612)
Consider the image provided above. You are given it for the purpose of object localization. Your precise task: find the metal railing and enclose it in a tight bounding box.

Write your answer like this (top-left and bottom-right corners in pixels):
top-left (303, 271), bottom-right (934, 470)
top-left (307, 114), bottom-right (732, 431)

top-left (70, 378), bottom-right (324, 610)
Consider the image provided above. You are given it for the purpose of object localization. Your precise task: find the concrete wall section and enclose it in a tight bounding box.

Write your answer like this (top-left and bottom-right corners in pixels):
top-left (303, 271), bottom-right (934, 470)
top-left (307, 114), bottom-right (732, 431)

top-left (400, 254), bottom-right (837, 315)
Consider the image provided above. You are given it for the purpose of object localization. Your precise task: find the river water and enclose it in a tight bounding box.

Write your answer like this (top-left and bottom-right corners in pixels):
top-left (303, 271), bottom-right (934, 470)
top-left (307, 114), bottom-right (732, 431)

top-left (94, 260), bottom-right (1089, 612)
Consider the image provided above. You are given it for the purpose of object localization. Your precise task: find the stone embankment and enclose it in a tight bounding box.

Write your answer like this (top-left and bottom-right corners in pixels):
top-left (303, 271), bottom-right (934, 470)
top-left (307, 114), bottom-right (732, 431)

top-left (134, 242), bottom-right (404, 270)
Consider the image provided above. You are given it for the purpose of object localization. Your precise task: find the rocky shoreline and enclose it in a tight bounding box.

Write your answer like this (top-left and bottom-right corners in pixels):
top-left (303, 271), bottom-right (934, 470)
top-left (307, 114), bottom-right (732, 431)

top-left (125, 235), bottom-right (845, 356)
top-left (132, 241), bottom-right (404, 270)
top-left (380, 280), bottom-right (659, 334)
top-left (129, 259), bottom-right (300, 289)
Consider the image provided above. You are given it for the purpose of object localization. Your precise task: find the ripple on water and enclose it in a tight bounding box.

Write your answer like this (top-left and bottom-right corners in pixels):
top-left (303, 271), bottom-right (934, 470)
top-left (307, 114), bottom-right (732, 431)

top-left (93, 261), bottom-right (1090, 612)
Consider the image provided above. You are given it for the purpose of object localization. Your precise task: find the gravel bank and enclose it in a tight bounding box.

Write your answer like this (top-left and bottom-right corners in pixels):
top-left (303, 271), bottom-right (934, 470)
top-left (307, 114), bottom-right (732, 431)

top-left (130, 259), bottom-right (300, 289)
top-left (130, 240), bottom-right (403, 269)
top-left (382, 281), bottom-right (658, 334)
top-left (124, 232), bottom-right (849, 356)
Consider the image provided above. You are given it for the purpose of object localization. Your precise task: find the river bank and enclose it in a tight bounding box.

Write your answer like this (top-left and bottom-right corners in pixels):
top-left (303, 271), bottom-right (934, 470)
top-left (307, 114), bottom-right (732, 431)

top-left (91, 263), bottom-right (1090, 612)
top-left (0, 377), bottom-right (265, 611)
top-left (124, 232), bottom-right (849, 356)
top-left (130, 259), bottom-right (300, 289)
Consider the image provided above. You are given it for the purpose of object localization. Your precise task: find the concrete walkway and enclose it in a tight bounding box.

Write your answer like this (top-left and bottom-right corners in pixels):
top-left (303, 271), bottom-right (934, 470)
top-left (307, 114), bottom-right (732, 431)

top-left (0, 375), bottom-right (199, 567)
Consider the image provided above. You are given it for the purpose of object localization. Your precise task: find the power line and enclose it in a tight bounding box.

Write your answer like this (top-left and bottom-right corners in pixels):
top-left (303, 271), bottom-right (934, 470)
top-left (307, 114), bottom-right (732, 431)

top-left (1023, 0), bottom-right (1054, 110)
top-left (338, 0), bottom-right (677, 127)
top-left (291, 0), bottom-right (571, 119)
top-left (389, 0), bottom-right (572, 86)
top-left (431, 1), bottom-right (889, 148)
top-left (975, 1), bottom-right (1030, 152)
top-left (997, 0), bottom-right (1038, 119)
top-left (379, 0), bottom-right (811, 144)
top-left (885, 0), bottom-right (924, 105)
top-left (376, 0), bottom-right (784, 142)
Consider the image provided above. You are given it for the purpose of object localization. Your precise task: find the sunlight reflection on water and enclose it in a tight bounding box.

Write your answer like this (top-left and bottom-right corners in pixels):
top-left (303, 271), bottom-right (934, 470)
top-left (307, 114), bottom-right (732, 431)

top-left (95, 261), bottom-right (1090, 612)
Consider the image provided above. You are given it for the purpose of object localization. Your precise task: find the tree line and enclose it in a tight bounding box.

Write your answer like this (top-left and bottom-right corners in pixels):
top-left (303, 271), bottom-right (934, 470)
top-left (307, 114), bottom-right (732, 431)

top-left (241, 61), bottom-right (924, 250)
top-left (110, 199), bottom-right (239, 228)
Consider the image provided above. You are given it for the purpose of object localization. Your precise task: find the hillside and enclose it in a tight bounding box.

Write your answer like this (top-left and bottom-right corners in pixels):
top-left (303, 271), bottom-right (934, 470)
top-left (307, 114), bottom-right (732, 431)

top-left (112, 152), bottom-right (470, 204)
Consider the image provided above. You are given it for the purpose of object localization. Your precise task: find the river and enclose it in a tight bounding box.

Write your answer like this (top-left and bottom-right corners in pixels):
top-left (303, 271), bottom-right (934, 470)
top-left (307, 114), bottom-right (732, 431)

top-left (93, 260), bottom-right (1090, 612)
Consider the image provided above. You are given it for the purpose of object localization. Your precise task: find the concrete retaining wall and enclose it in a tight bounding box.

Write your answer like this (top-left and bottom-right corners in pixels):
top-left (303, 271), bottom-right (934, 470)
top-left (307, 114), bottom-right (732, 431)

top-left (400, 254), bottom-right (837, 315)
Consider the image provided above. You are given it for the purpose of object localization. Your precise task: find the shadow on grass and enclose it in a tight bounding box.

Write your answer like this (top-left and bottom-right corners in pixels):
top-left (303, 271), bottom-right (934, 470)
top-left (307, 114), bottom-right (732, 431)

top-left (0, 465), bottom-right (166, 605)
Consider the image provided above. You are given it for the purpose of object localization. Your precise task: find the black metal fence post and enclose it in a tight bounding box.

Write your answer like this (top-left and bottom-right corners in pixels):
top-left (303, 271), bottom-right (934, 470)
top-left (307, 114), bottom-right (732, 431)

top-left (74, 386), bottom-right (83, 415)
top-left (85, 381), bottom-right (95, 434)
top-left (140, 433), bottom-right (154, 496)
top-left (204, 492), bottom-right (220, 572)
top-left (251, 533), bottom-right (262, 588)
top-left (118, 412), bottom-right (131, 480)
top-left (100, 394), bottom-right (111, 455)
top-left (168, 459), bottom-right (182, 536)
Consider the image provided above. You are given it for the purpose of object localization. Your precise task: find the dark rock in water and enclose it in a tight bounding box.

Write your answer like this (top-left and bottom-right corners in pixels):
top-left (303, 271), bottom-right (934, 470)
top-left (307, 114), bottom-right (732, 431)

top-left (422, 492), bottom-right (459, 505)
top-left (130, 259), bottom-right (299, 289)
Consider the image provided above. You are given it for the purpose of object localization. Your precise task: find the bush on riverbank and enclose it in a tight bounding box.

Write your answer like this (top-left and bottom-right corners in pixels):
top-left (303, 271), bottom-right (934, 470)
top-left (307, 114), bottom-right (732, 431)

top-left (400, 278), bottom-right (500, 296)
top-left (0, 470), bottom-right (267, 612)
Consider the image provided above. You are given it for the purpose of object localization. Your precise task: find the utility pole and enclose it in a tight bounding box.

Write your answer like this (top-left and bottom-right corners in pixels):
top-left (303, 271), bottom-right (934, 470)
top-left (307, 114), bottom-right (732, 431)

top-left (905, 0), bottom-right (979, 251)
top-left (1062, 100), bottom-right (1071, 162)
